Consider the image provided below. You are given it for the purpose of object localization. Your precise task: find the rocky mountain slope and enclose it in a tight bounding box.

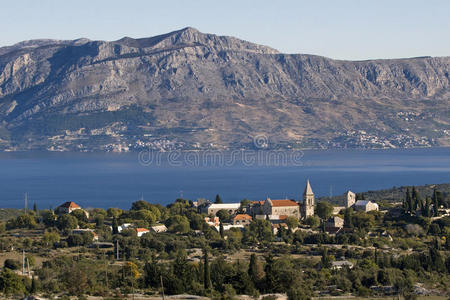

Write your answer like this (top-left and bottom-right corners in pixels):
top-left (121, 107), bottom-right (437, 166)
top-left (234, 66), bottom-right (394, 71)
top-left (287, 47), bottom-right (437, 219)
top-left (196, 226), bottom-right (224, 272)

top-left (0, 27), bottom-right (449, 151)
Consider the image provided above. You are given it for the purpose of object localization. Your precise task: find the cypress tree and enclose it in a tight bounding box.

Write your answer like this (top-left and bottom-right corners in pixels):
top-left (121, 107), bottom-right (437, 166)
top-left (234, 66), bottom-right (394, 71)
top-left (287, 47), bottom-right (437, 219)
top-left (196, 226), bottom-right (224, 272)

top-left (203, 248), bottom-right (210, 290)
top-left (432, 189), bottom-right (440, 217)
top-left (112, 217), bottom-right (119, 235)
top-left (405, 188), bottom-right (412, 214)
top-left (423, 196), bottom-right (431, 217)
top-left (264, 254), bottom-right (276, 292)
top-left (33, 203), bottom-right (37, 213)
top-left (412, 187), bottom-right (420, 212)
top-left (321, 248), bottom-right (332, 268)
top-left (215, 194), bottom-right (223, 204)
top-left (30, 276), bottom-right (38, 293)
top-left (219, 221), bottom-right (224, 239)
top-left (248, 254), bottom-right (258, 283)
top-left (344, 209), bottom-right (353, 228)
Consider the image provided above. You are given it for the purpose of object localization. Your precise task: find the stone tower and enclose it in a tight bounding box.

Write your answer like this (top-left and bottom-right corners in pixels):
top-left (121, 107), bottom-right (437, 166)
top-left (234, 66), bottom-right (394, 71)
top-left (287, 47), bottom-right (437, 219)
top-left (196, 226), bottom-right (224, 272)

top-left (346, 190), bottom-right (356, 208)
top-left (302, 179), bottom-right (315, 218)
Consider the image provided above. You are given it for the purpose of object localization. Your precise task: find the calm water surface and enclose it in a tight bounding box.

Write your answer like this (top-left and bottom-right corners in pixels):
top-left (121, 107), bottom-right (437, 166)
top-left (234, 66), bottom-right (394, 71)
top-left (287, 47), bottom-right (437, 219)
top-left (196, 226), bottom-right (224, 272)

top-left (0, 148), bottom-right (449, 209)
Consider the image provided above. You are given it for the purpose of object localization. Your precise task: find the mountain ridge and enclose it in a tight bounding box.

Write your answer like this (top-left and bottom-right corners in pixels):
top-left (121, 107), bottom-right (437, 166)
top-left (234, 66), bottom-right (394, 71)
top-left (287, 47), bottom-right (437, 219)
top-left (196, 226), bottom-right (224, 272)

top-left (0, 28), bottom-right (448, 151)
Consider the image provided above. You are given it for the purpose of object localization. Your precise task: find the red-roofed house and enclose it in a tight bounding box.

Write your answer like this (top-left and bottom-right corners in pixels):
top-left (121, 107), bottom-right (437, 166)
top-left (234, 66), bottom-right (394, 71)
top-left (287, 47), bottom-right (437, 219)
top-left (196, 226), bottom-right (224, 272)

top-left (56, 201), bottom-right (82, 214)
top-left (136, 228), bottom-right (150, 237)
top-left (233, 214), bottom-right (252, 226)
top-left (262, 198), bottom-right (300, 218)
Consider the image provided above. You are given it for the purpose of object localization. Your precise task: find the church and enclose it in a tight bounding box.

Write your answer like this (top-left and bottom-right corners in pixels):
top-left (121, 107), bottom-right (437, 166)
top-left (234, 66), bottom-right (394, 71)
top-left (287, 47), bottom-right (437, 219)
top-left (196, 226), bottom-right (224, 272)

top-left (300, 179), bottom-right (315, 219)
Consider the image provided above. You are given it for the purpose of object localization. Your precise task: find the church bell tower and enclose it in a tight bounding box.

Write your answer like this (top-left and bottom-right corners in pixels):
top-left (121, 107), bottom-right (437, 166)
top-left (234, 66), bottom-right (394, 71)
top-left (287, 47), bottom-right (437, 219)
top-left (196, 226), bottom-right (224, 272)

top-left (302, 179), bottom-right (315, 218)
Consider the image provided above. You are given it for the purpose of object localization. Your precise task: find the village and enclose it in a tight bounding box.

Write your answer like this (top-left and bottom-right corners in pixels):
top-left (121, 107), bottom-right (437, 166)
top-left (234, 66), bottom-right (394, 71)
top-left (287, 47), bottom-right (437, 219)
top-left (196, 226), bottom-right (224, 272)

top-left (0, 180), bottom-right (448, 299)
top-left (50, 180), bottom-right (381, 246)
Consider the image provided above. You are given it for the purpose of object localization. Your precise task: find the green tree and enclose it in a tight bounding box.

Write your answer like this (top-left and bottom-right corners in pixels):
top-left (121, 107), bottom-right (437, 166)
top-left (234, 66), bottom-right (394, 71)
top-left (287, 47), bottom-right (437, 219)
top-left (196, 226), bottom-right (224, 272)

top-left (215, 194), bottom-right (223, 204)
top-left (264, 254), bottom-right (277, 292)
top-left (95, 215), bottom-right (105, 227)
top-left (4, 259), bottom-right (20, 270)
top-left (41, 210), bottom-right (56, 227)
top-left (315, 202), bottom-right (333, 221)
top-left (71, 209), bottom-right (88, 223)
top-left (432, 189), bottom-right (440, 217)
top-left (321, 248), bottom-right (332, 268)
top-left (216, 209), bottom-right (230, 222)
top-left (112, 217), bottom-right (119, 235)
top-left (30, 276), bottom-right (39, 294)
top-left (42, 231), bottom-right (60, 247)
top-left (33, 202), bottom-right (37, 213)
top-left (285, 216), bottom-right (299, 231)
top-left (166, 215), bottom-right (190, 233)
top-left (304, 216), bottom-right (320, 228)
top-left (287, 286), bottom-right (312, 300)
top-left (56, 214), bottom-right (78, 232)
top-left (107, 207), bottom-right (123, 219)
top-left (132, 209), bottom-right (156, 225)
top-left (6, 214), bottom-right (37, 229)
top-left (344, 208), bottom-right (353, 228)
top-left (405, 188), bottom-right (413, 214)
top-left (412, 187), bottom-right (420, 212)
top-left (219, 221), bottom-right (224, 239)
top-left (422, 196), bottom-right (431, 217)
top-left (0, 268), bottom-right (26, 295)
top-left (240, 198), bottom-right (250, 208)
top-left (247, 219), bottom-right (273, 243)
top-left (248, 254), bottom-right (264, 288)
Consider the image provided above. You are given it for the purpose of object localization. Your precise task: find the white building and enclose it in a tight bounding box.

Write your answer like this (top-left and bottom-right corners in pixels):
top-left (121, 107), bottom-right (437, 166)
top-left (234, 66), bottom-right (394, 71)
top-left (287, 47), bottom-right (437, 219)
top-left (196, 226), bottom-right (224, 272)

top-left (214, 224), bottom-right (244, 232)
top-left (354, 200), bottom-right (379, 212)
top-left (117, 223), bottom-right (132, 233)
top-left (150, 224), bottom-right (168, 233)
top-left (136, 228), bottom-right (150, 237)
top-left (346, 191), bottom-right (356, 208)
top-left (201, 203), bottom-right (241, 216)
top-left (332, 260), bottom-right (354, 270)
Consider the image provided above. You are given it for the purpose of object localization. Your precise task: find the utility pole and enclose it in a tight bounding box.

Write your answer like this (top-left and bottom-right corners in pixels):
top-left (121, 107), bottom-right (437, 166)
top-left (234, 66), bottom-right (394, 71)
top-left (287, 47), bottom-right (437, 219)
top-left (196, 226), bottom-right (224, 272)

top-left (160, 275), bottom-right (165, 300)
top-left (22, 250), bottom-right (25, 275)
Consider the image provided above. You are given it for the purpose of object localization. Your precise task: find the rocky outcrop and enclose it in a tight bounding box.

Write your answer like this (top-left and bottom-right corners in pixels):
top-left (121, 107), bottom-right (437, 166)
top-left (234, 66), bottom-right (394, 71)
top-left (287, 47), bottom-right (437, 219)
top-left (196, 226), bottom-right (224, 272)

top-left (0, 27), bottom-right (448, 151)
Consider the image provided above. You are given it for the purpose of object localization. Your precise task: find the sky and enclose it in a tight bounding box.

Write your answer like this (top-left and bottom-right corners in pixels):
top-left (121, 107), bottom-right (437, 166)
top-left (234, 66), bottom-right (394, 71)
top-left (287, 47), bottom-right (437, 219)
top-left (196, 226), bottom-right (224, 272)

top-left (1, 0), bottom-right (449, 60)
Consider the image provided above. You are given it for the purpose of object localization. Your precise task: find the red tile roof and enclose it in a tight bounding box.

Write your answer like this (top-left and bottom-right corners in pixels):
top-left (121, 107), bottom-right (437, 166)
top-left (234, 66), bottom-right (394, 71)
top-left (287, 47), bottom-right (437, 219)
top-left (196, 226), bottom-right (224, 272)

top-left (59, 201), bottom-right (81, 209)
top-left (136, 228), bottom-right (149, 232)
top-left (270, 199), bottom-right (298, 207)
top-left (234, 214), bottom-right (252, 221)
top-left (250, 201), bottom-right (264, 205)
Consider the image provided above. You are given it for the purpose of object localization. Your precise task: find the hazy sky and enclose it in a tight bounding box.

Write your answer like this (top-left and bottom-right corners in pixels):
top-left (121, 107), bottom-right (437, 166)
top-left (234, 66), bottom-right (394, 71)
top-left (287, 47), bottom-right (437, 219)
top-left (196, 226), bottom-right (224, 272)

top-left (1, 0), bottom-right (449, 60)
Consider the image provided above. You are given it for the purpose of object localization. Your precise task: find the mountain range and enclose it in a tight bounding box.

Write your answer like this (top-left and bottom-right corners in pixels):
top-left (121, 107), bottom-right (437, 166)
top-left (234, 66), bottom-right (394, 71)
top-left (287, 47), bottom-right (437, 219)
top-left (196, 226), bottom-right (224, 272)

top-left (0, 27), bottom-right (449, 151)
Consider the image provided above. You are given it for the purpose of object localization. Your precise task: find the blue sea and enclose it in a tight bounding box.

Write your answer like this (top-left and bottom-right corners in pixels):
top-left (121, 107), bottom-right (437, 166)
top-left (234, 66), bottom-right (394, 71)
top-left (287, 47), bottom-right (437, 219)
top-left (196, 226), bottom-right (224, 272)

top-left (0, 148), bottom-right (449, 209)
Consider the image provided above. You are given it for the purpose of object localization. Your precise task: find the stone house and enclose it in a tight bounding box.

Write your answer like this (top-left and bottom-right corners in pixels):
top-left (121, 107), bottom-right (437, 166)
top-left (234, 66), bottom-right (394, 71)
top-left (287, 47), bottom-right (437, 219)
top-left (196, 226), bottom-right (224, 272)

top-left (354, 200), bottom-right (379, 212)
top-left (325, 216), bottom-right (344, 234)
top-left (262, 198), bottom-right (300, 218)
top-left (233, 214), bottom-right (252, 226)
